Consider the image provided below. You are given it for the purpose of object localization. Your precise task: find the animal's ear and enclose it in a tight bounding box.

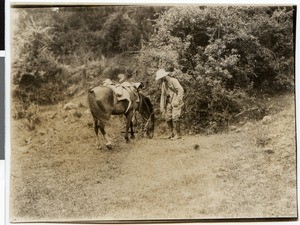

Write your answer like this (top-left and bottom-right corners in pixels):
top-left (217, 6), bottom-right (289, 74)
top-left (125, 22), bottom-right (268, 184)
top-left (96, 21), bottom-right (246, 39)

top-left (147, 95), bottom-right (151, 100)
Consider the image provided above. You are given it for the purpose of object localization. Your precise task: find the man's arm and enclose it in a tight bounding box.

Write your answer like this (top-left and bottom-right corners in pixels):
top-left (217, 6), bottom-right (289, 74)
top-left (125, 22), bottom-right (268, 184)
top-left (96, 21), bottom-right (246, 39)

top-left (160, 82), bottom-right (167, 113)
top-left (173, 79), bottom-right (184, 101)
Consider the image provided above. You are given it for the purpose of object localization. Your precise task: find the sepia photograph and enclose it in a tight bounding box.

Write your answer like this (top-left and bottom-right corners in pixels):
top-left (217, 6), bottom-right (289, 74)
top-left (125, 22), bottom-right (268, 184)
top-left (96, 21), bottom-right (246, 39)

top-left (9, 3), bottom-right (297, 223)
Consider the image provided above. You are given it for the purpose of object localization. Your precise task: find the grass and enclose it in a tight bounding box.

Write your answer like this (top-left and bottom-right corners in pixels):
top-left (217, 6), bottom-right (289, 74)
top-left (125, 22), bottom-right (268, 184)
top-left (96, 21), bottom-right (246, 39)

top-left (9, 93), bottom-right (297, 222)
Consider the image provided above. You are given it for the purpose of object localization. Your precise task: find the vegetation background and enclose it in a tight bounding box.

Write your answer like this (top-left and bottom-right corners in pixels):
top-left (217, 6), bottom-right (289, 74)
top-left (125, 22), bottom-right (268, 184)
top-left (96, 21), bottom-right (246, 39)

top-left (9, 5), bottom-right (297, 222)
top-left (11, 5), bottom-right (295, 133)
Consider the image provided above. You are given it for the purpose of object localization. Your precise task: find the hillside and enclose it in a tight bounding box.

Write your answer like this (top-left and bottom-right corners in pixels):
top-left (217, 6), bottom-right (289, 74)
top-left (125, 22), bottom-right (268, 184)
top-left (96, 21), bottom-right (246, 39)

top-left (9, 92), bottom-right (297, 222)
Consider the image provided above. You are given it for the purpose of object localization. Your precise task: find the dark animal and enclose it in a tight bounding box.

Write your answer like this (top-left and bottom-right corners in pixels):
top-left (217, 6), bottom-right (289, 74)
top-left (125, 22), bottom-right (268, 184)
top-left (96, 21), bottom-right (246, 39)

top-left (87, 86), bottom-right (154, 149)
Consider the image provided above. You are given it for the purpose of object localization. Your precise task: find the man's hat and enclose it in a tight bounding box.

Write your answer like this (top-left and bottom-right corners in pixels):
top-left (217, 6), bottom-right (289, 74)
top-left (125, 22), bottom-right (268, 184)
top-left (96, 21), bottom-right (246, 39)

top-left (155, 69), bottom-right (169, 81)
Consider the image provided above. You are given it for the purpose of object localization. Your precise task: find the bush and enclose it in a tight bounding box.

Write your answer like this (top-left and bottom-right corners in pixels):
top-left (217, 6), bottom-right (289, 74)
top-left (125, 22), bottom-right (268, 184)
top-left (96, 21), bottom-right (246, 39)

top-left (137, 6), bottom-right (295, 133)
top-left (12, 102), bottom-right (41, 130)
top-left (11, 6), bottom-right (295, 134)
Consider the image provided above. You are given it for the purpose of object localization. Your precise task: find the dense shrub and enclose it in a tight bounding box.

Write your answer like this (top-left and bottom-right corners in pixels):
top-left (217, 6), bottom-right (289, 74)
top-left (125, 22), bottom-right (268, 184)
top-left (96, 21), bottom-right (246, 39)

top-left (137, 6), bottom-right (295, 132)
top-left (11, 6), bottom-right (164, 106)
top-left (11, 6), bottom-right (295, 133)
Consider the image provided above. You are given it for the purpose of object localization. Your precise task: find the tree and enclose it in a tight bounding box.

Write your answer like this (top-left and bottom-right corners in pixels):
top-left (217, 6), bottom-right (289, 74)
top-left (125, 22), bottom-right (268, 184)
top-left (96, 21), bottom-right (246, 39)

top-left (11, 6), bottom-right (167, 105)
top-left (12, 8), bottom-right (64, 105)
top-left (138, 6), bottom-right (295, 132)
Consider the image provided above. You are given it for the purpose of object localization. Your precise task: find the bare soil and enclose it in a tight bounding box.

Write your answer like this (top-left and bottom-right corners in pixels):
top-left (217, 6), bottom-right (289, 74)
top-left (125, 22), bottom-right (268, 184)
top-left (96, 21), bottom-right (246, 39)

top-left (9, 93), bottom-right (297, 222)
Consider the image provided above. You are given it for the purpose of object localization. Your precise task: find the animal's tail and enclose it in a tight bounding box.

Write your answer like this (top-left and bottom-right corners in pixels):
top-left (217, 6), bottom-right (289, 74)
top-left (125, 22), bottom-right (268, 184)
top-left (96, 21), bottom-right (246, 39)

top-left (87, 89), bottom-right (110, 125)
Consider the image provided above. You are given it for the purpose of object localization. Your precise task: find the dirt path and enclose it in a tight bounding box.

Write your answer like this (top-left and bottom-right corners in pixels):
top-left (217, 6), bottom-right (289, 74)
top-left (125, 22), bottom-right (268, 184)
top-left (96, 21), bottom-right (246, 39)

top-left (9, 94), bottom-right (297, 222)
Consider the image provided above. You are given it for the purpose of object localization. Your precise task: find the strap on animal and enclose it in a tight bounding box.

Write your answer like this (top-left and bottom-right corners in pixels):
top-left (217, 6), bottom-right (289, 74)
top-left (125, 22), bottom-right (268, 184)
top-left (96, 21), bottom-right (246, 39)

top-left (123, 85), bottom-right (141, 114)
top-left (125, 100), bottom-right (132, 114)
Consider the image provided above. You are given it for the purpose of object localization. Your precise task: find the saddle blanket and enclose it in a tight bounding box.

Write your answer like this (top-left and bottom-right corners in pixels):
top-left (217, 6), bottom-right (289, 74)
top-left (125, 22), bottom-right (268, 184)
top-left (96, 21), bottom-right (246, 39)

top-left (103, 79), bottom-right (141, 103)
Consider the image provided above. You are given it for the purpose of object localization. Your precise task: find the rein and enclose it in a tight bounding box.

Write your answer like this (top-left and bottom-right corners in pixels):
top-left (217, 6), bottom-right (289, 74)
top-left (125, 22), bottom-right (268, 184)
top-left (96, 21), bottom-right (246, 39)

top-left (138, 94), bottom-right (153, 130)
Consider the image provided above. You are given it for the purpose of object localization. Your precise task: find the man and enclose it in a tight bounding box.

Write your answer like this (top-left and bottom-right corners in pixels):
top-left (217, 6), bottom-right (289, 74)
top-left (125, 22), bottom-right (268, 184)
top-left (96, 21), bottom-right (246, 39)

top-left (155, 68), bottom-right (184, 139)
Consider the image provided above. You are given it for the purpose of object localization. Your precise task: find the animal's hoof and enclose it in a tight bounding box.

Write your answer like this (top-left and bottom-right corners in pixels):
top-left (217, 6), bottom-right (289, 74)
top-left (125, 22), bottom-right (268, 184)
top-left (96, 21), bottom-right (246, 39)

top-left (106, 143), bottom-right (112, 149)
top-left (126, 139), bottom-right (130, 143)
top-left (97, 145), bottom-right (102, 150)
top-left (130, 135), bottom-right (135, 139)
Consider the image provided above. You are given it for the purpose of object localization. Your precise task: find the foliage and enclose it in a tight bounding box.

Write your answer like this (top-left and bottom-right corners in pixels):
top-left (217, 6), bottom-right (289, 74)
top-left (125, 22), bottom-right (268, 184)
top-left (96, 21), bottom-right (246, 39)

top-left (137, 6), bottom-right (295, 132)
top-left (11, 6), bottom-right (164, 105)
top-left (11, 5), bottom-right (295, 134)
top-left (99, 12), bottom-right (140, 55)
top-left (12, 9), bottom-right (65, 105)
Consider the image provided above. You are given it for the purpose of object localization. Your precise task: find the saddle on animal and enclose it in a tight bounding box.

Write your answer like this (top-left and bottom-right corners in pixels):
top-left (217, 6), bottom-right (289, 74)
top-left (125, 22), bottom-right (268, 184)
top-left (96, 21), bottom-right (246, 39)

top-left (103, 79), bottom-right (142, 113)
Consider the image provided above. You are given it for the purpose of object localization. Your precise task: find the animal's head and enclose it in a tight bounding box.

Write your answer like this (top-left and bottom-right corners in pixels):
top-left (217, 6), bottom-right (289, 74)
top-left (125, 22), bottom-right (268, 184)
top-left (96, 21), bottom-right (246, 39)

top-left (144, 113), bottom-right (155, 139)
top-left (142, 95), bottom-right (155, 139)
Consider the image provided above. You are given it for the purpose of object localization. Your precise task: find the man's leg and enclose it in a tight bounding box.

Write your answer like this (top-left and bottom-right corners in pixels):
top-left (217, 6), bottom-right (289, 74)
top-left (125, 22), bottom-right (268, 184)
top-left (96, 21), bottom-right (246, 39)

top-left (166, 120), bottom-right (174, 139)
top-left (171, 106), bottom-right (182, 140)
top-left (165, 103), bottom-right (174, 139)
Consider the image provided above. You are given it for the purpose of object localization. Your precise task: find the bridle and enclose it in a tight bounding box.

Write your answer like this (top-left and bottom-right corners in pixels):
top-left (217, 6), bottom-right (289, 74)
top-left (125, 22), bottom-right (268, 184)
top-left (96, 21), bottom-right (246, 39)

top-left (138, 93), bottom-right (154, 133)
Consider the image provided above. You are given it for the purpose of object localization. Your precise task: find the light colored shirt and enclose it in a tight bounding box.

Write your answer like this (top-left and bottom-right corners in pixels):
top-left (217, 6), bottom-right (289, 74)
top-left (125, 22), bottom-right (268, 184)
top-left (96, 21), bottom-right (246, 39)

top-left (160, 76), bottom-right (184, 112)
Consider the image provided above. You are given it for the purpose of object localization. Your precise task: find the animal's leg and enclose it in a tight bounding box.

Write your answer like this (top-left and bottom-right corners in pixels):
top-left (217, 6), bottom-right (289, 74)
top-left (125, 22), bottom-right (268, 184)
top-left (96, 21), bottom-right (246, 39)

top-left (130, 112), bottom-right (137, 139)
top-left (94, 119), bottom-right (101, 150)
top-left (130, 121), bottom-right (135, 139)
top-left (125, 111), bottom-right (133, 143)
top-left (99, 124), bottom-right (112, 149)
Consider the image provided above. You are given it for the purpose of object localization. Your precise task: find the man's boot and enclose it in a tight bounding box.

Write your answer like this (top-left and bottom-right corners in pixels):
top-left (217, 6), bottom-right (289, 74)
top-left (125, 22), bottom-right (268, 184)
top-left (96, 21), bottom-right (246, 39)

top-left (171, 120), bottom-right (181, 140)
top-left (165, 120), bottom-right (174, 139)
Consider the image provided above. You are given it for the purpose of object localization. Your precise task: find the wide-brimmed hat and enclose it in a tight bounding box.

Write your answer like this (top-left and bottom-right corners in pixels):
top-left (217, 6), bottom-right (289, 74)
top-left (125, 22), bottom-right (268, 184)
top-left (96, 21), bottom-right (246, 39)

top-left (155, 69), bottom-right (169, 81)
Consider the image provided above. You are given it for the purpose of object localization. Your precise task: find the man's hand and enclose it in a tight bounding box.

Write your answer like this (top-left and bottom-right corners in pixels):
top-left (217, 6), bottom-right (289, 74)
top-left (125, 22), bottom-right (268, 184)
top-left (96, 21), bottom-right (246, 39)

top-left (173, 99), bottom-right (183, 107)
